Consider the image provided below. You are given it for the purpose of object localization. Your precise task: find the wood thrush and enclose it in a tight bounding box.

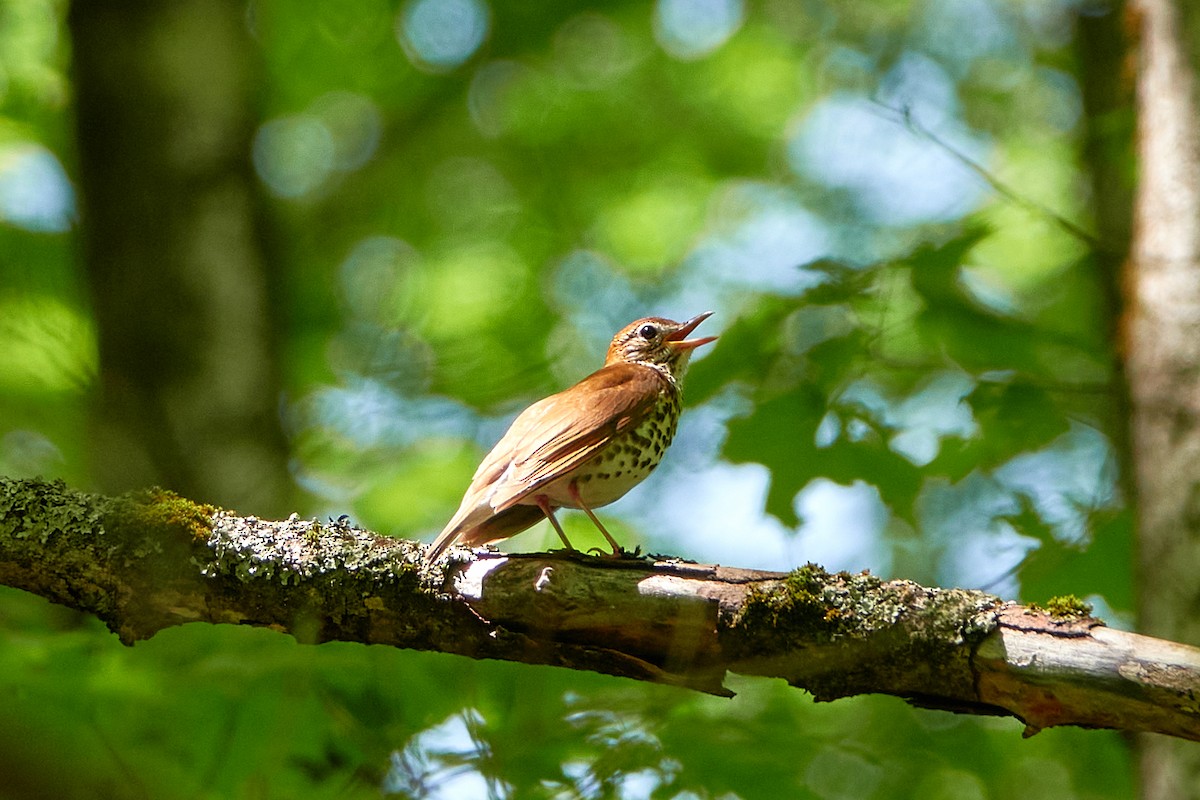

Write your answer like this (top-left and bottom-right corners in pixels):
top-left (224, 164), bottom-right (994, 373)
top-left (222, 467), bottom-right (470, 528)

top-left (426, 312), bottom-right (717, 562)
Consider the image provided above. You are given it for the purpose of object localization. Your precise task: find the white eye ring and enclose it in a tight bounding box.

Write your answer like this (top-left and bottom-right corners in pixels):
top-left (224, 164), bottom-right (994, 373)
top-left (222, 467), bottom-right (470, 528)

top-left (638, 324), bottom-right (658, 340)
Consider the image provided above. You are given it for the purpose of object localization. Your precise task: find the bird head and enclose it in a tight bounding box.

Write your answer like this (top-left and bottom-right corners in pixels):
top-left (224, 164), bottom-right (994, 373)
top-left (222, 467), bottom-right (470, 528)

top-left (604, 312), bottom-right (717, 378)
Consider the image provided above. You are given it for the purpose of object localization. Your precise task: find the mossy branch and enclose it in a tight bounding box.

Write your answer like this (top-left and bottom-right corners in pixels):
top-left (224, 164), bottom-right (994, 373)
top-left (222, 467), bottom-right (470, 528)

top-left (1, 477), bottom-right (1198, 741)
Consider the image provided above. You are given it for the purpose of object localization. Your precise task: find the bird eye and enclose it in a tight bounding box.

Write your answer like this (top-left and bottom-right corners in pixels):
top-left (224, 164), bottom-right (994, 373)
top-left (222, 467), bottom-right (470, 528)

top-left (638, 324), bottom-right (658, 340)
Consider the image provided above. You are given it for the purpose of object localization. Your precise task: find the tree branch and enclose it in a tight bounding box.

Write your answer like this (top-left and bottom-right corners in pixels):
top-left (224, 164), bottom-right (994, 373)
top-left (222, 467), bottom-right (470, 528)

top-left (2, 477), bottom-right (1197, 741)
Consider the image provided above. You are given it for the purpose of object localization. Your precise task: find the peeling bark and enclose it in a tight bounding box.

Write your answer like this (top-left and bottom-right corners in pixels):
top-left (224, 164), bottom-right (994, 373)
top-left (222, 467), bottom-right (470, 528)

top-left (3, 477), bottom-right (1199, 741)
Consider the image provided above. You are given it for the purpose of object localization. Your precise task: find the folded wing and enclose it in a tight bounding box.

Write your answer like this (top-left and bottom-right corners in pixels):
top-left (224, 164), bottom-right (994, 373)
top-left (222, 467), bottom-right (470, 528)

top-left (426, 363), bottom-right (667, 559)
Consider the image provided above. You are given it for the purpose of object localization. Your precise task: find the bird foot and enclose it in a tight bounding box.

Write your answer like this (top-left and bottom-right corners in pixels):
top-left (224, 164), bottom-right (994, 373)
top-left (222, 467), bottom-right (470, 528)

top-left (587, 545), bottom-right (646, 560)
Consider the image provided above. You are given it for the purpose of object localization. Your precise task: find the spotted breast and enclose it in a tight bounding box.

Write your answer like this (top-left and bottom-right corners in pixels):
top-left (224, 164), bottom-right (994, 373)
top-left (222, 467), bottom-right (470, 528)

top-left (544, 385), bottom-right (681, 509)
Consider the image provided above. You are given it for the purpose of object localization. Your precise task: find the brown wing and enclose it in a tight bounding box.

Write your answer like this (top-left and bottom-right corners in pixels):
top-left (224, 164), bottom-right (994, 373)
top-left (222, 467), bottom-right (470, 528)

top-left (484, 363), bottom-right (667, 510)
top-left (425, 363), bottom-right (667, 560)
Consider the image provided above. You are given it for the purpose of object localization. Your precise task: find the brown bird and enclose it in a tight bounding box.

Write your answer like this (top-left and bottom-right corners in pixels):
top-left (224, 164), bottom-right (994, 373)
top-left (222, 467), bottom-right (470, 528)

top-left (426, 312), bottom-right (717, 562)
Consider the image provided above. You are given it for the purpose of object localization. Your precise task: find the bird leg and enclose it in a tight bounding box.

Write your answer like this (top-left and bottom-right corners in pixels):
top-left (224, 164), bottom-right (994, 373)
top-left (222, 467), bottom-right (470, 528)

top-left (534, 495), bottom-right (577, 551)
top-left (567, 481), bottom-right (624, 557)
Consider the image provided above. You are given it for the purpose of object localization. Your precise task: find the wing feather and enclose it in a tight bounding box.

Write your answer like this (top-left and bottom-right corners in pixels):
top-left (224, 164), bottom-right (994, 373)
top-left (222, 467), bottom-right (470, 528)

top-left (486, 363), bottom-right (666, 510)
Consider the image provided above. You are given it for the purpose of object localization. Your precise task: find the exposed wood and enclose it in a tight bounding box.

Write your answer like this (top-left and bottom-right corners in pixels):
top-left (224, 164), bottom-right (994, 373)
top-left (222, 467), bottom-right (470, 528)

top-left (2, 477), bottom-right (1199, 742)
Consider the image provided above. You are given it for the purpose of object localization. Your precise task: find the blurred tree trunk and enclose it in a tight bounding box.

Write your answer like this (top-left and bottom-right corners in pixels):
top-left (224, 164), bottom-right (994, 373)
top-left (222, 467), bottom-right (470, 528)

top-left (69, 0), bottom-right (291, 514)
top-left (1077, 0), bottom-right (1136, 482)
top-left (1125, 0), bottom-right (1200, 796)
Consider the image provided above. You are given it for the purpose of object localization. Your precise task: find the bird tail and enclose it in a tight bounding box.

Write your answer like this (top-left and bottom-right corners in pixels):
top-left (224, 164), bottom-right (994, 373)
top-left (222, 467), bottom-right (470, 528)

top-left (424, 503), bottom-right (546, 563)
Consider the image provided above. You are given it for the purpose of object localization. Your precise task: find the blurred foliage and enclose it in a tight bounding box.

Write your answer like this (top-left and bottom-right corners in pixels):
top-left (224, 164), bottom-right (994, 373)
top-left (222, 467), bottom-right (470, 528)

top-left (0, 0), bottom-right (1142, 797)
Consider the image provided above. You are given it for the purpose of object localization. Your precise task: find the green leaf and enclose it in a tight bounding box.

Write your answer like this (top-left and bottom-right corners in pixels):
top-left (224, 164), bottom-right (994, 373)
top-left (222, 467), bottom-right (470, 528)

top-left (685, 295), bottom-right (797, 405)
top-left (1017, 506), bottom-right (1134, 612)
top-left (725, 387), bottom-right (825, 525)
top-left (967, 381), bottom-right (1070, 467)
top-left (800, 259), bottom-right (878, 305)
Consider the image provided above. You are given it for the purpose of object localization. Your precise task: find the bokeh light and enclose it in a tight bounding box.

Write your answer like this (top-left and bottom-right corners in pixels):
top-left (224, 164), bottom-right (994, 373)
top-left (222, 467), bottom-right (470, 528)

top-left (467, 60), bottom-right (531, 137)
top-left (425, 157), bottom-right (520, 234)
top-left (688, 181), bottom-right (833, 293)
top-left (396, 0), bottom-right (490, 72)
top-left (916, 0), bottom-right (1021, 70)
top-left (0, 143), bottom-right (74, 232)
top-left (252, 114), bottom-right (335, 198)
top-left (0, 429), bottom-right (63, 477)
top-left (654, 0), bottom-right (745, 60)
top-left (338, 236), bottom-right (424, 326)
top-left (310, 91), bottom-right (383, 172)
top-left (789, 90), bottom-right (988, 226)
top-left (554, 13), bottom-right (641, 89)
top-left (592, 173), bottom-right (712, 271)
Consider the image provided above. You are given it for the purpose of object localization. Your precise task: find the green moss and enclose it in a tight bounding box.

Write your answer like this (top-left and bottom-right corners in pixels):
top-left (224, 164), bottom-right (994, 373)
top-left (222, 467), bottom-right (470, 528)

top-left (729, 562), bottom-right (1002, 700)
top-left (733, 563), bottom-right (894, 647)
top-left (1040, 594), bottom-right (1094, 620)
top-left (105, 487), bottom-right (218, 544)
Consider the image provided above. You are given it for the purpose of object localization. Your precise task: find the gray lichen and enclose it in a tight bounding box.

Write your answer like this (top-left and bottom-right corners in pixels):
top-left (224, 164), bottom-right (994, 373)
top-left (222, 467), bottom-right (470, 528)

top-left (202, 511), bottom-right (422, 588)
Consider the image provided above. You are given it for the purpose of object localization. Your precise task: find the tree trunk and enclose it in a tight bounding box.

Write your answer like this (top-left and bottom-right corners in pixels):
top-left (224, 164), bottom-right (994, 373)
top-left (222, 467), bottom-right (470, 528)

top-left (1126, 0), bottom-right (1200, 795)
top-left (69, 0), bottom-right (291, 514)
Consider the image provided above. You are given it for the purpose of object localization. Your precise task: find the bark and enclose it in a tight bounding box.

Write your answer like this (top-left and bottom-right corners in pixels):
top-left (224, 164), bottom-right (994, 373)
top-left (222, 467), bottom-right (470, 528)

top-left (2, 477), bottom-right (1199, 742)
top-left (1126, 0), bottom-right (1200, 794)
top-left (69, 0), bottom-right (291, 514)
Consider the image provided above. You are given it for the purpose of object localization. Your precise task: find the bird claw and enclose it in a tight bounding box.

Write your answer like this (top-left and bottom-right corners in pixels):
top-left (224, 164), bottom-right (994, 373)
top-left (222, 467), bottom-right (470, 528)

top-left (587, 545), bottom-right (645, 560)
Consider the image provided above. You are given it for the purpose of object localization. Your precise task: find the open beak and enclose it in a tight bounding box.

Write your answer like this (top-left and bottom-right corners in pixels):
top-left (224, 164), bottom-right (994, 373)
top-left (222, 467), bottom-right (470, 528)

top-left (666, 311), bottom-right (717, 351)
